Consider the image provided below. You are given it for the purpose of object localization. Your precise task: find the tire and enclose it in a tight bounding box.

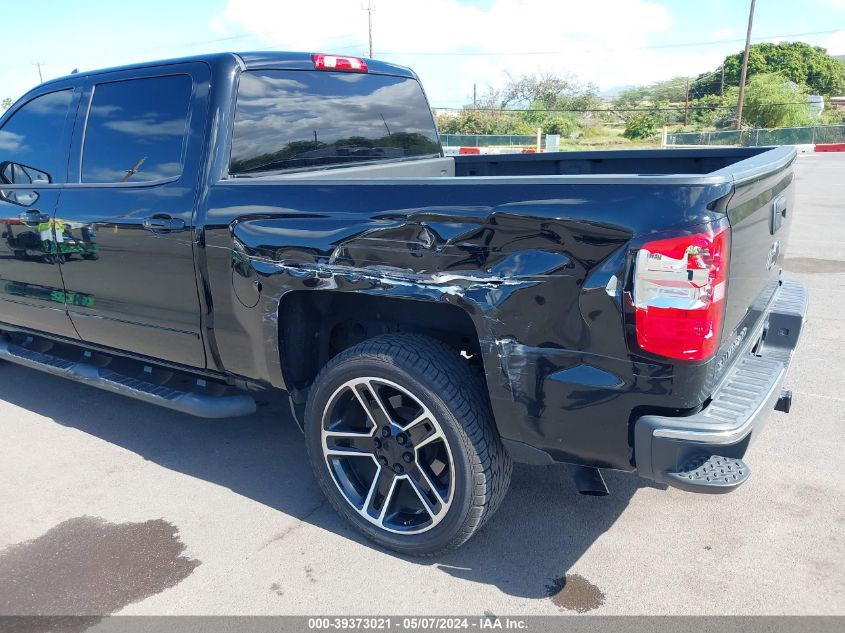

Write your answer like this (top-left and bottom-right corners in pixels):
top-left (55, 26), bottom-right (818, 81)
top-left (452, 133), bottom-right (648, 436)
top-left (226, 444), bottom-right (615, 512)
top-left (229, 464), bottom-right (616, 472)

top-left (304, 333), bottom-right (512, 556)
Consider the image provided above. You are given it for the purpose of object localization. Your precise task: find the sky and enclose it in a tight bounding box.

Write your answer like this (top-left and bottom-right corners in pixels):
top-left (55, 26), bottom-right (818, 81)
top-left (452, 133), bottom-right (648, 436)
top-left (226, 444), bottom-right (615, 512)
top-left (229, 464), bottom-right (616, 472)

top-left (3, 0), bottom-right (845, 108)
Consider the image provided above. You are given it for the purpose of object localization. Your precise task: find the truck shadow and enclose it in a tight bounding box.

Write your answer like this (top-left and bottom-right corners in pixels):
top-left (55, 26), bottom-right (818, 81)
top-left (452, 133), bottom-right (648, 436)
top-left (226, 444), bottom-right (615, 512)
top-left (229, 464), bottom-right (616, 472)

top-left (0, 364), bottom-right (661, 602)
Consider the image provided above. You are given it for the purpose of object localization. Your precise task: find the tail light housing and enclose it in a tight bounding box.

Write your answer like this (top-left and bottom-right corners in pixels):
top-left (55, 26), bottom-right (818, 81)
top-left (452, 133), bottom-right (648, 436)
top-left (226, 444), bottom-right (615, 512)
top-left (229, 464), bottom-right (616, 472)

top-left (312, 54), bottom-right (368, 73)
top-left (632, 226), bottom-right (730, 361)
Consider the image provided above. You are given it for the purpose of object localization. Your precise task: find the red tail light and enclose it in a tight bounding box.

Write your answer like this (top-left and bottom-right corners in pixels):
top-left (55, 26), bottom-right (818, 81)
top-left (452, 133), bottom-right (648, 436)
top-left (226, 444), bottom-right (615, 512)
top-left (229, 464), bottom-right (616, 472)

top-left (633, 226), bottom-right (730, 361)
top-left (312, 54), bottom-right (368, 73)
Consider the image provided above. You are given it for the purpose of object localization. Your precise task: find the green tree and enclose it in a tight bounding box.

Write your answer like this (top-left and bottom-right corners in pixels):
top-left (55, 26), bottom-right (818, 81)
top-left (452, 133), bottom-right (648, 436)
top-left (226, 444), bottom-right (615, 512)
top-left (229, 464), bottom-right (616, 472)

top-left (685, 94), bottom-right (731, 127)
top-left (694, 42), bottom-right (845, 97)
top-left (1, 98), bottom-right (11, 111)
top-left (726, 73), bottom-right (814, 128)
top-left (437, 71), bottom-right (609, 138)
top-left (501, 71), bottom-right (603, 111)
top-left (434, 109), bottom-right (534, 135)
top-left (613, 85), bottom-right (650, 109)
top-left (614, 77), bottom-right (694, 109)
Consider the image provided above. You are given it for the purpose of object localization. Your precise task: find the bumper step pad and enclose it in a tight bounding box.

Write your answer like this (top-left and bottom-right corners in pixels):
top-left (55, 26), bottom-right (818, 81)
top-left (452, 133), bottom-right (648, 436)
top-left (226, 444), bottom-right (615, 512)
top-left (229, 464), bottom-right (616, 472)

top-left (664, 455), bottom-right (750, 493)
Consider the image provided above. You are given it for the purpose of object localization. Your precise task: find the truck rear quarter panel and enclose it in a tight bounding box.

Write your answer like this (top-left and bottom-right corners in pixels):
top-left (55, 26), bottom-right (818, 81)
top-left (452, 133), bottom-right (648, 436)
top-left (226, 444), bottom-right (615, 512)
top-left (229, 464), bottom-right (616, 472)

top-left (200, 176), bottom-right (733, 469)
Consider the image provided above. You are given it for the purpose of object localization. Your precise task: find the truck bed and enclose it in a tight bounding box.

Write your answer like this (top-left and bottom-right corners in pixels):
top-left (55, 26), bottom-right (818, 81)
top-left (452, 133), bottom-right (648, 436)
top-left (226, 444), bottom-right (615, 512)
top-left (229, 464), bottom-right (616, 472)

top-left (452, 147), bottom-right (774, 177)
top-left (238, 147), bottom-right (781, 181)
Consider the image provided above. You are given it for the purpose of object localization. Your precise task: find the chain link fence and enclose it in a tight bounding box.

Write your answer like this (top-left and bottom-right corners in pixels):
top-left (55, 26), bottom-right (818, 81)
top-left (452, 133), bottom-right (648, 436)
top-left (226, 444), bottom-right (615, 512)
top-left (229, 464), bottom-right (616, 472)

top-left (666, 125), bottom-right (845, 147)
top-left (439, 125), bottom-right (845, 150)
top-left (439, 134), bottom-right (540, 148)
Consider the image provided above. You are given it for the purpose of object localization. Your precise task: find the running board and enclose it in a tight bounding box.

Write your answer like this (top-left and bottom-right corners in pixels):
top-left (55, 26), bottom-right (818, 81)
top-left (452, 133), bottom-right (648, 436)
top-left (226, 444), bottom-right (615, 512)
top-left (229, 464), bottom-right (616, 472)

top-left (0, 339), bottom-right (256, 418)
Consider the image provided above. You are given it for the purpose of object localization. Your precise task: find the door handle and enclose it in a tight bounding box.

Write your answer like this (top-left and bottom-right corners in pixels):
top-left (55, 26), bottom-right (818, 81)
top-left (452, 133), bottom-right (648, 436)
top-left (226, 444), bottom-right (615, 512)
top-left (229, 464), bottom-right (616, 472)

top-left (19, 209), bottom-right (48, 223)
top-left (770, 195), bottom-right (787, 234)
top-left (142, 215), bottom-right (186, 233)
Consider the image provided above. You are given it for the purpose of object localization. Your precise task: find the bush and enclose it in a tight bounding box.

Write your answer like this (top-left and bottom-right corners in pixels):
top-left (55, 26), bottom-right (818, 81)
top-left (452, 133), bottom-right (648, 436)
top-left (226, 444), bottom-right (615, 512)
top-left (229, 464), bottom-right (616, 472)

top-left (579, 123), bottom-right (611, 138)
top-left (820, 106), bottom-right (845, 125)
top-left (543, 115), bottom-right (579, 137)
top-left (686, 94), bottom-right (730, 128)
top-left (434, 110), bottom-right (534, 135)
top-left (623, 112), bottom-right (662, 140)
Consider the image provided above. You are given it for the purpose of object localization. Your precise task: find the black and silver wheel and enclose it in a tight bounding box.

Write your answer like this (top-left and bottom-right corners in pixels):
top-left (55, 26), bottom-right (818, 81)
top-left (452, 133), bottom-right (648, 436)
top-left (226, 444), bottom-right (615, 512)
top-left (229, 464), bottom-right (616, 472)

top-left (304, 334), bottom-right (512, 556)
top-left (320, 376), bottom-right (455, 535)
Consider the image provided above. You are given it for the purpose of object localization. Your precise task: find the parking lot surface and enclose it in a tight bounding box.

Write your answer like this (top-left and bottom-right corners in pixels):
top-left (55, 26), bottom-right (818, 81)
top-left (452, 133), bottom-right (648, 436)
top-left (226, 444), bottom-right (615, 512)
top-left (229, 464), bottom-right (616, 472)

top-left (0, 152), bottom-right (843, 617)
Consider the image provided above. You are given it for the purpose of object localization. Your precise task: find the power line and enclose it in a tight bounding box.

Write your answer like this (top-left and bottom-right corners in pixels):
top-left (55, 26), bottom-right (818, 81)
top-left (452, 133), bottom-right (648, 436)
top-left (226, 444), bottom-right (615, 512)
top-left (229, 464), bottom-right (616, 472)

top-left (379, 28), bottom-right (844, 57)
top-left (432, 102), bottom-right (812, 113)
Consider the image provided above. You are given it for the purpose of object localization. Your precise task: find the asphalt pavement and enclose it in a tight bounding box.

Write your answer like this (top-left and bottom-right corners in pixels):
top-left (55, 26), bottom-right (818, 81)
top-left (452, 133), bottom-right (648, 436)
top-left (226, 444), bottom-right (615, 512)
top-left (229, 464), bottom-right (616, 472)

top-left (0, 152), bottom-right (843, 617)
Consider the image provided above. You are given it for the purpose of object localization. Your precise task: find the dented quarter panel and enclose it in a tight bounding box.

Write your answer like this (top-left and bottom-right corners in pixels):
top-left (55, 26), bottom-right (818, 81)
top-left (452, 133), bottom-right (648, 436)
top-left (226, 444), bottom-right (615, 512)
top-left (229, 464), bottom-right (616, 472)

top-left (198, 176), bottom-right (734, 470)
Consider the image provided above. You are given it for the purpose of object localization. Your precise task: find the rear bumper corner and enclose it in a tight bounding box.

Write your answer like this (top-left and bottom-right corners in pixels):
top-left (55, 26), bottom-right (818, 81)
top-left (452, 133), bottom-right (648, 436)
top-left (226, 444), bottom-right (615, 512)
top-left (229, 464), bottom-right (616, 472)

top-left (634, 279), bottom-right (807, 493)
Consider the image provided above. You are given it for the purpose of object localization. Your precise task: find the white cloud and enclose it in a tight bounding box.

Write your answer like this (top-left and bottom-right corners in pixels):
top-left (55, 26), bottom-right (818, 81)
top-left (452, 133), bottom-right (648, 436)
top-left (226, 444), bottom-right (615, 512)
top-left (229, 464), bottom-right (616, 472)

top-left (0, 130), bottom-right (24, 152)
top-left (216, 0), bottom-right (673, 49)
top-left (213, 0), bottom-right (726, 103)
top-left (104, 117), bottom-right (187, 139)
top-left (823, 30), bottom-right (845, 54)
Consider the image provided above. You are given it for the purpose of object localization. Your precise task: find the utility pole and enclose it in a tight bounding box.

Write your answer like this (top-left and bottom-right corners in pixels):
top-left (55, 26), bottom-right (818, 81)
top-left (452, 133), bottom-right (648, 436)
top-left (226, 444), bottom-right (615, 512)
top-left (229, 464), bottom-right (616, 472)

top-left (735, 0), bottom-right (756, 131)
top-left (684, 78), bottom-right (690, 126)
top-left (362, 2), bottom-right (375, 58)
top-left (33, 61), bottom-right (45, 83)
top-left (473, 83), bottom-right (477, 108)
top-left (720, 65), bottom-right (725, 96)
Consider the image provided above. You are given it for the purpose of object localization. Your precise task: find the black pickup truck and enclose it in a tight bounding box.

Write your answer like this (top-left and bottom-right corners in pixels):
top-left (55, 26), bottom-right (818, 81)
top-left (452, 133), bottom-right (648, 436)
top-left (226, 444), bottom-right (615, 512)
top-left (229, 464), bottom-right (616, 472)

top-left (0, 52), bottom-right (807, 555)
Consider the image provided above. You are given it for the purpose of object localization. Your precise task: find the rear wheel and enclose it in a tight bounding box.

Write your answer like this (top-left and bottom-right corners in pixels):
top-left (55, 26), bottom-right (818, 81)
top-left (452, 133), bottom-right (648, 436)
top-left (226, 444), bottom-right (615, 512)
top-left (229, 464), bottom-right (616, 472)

top-left (304, 334), bottom-right (511, 556)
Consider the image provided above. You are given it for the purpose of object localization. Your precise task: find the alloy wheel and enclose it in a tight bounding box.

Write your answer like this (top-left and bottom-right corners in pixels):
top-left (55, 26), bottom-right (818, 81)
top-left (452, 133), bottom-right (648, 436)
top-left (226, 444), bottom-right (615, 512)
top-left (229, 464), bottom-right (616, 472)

top-left (320, 377), bottom-right (455, 534)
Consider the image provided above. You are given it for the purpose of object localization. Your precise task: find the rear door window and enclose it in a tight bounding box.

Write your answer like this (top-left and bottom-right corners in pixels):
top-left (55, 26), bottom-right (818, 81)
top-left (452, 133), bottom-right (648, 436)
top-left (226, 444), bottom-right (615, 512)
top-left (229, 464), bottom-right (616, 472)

top-left (0, 90), bottom-right (73, 184)
top-left (230, 70), bottom-right (440, 175)
top-left (82, 75), bottom-right (192, 184)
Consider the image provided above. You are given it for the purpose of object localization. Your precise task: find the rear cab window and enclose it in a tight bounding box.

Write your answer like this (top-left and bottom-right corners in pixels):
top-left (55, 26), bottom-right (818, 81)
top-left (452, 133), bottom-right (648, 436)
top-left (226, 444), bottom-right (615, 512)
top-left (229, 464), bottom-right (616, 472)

top-left (229, 70), bottom-right (441, 176)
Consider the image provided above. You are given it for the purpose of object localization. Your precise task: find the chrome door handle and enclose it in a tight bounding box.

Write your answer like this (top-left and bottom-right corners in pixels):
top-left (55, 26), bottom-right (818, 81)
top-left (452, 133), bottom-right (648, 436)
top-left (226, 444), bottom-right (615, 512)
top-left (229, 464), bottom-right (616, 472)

top-left (18, 209), bottom-right (49, 224)
top-left (142, 215), bottom-right (186, 233)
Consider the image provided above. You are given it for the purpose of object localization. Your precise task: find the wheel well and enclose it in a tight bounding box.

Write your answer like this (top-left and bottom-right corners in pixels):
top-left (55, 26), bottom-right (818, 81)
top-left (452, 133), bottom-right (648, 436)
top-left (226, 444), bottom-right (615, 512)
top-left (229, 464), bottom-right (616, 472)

top-left (278, 291), bottom-right (483, 392)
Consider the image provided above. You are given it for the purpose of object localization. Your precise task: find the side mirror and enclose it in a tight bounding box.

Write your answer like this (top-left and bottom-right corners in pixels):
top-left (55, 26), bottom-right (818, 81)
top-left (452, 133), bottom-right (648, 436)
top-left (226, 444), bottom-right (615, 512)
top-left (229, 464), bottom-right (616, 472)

top-left (0, 161), bottom-right (52, 185)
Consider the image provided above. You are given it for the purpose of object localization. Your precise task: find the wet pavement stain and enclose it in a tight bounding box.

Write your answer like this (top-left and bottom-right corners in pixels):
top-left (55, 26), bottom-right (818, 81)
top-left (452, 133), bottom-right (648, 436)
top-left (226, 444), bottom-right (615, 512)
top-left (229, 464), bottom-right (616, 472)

top-left (545, 574), bottom-right (605, 613)
top-left (0, 516), bottom-right (200, 618)
top-left (782, 257), bottom-right (845, 274)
